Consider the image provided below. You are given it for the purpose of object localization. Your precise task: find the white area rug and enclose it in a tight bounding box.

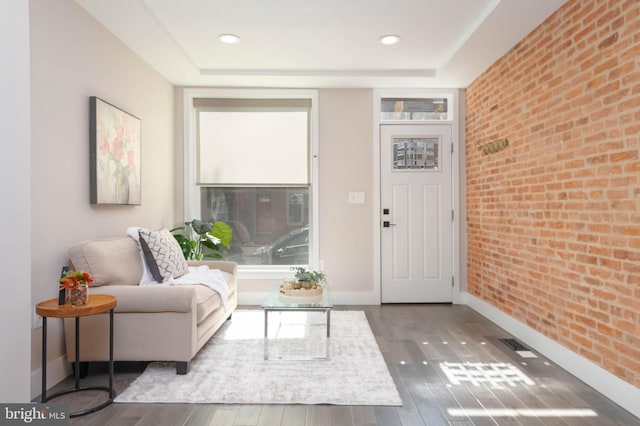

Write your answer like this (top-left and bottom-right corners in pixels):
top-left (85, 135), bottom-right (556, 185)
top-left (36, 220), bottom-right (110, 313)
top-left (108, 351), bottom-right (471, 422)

top-left (115, 310), bottom-right (402, 406)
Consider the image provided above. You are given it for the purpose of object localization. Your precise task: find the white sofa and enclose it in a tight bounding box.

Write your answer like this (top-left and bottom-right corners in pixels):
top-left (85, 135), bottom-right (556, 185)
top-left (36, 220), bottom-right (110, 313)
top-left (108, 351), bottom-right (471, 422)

top-left (63, 235), bottom-right (237, 374)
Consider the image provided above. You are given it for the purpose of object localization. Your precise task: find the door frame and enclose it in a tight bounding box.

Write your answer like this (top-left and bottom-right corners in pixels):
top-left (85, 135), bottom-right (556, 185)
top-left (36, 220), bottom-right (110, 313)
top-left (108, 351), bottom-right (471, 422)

top-left (372, 88), bottom-right (463, 304)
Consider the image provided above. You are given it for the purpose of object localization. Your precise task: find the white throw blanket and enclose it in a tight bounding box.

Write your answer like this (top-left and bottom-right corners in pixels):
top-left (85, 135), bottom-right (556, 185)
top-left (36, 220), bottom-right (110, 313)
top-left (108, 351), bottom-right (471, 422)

top-left (164, 266), bottom-right (229, 312)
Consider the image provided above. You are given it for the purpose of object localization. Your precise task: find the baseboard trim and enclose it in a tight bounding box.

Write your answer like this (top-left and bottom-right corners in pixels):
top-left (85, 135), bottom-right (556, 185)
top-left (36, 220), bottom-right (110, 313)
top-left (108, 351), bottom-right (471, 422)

top-left (463, 292), bottom-right (640, 420)
top-left (30, 354), bottom-right (72, 401)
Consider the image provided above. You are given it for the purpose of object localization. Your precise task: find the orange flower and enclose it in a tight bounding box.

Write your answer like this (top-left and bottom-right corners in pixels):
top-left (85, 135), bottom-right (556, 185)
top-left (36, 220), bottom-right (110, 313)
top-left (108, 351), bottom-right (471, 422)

top-left (59, 271), bottom-right (94, 290)
top-left (60, 277), bottom-right (79, 290)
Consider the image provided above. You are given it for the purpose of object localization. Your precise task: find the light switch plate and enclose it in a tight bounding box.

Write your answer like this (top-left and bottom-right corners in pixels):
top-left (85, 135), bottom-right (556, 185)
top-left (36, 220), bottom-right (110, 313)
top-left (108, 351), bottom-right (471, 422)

top-left (348, 192), bottom-right (365, 204)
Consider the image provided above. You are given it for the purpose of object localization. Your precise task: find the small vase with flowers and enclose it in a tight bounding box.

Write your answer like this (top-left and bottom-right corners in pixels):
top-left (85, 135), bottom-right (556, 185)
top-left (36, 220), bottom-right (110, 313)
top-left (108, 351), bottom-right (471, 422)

top-left (59, 271), bottom-right (94, 306)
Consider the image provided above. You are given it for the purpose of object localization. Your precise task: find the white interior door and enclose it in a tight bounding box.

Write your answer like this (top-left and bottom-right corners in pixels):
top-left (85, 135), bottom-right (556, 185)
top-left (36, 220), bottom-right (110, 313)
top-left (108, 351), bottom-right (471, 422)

top-left (381, 124), bottom-right (453, 303)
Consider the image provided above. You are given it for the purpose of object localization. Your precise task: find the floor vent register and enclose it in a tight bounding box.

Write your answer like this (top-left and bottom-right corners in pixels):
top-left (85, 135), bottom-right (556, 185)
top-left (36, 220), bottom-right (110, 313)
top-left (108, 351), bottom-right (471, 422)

top-left (499, 338), bottom-right (538, 359)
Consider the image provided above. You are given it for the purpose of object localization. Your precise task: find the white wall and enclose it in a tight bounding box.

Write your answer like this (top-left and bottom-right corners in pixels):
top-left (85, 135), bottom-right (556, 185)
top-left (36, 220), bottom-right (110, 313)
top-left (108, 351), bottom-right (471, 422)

top-left (29, 0), bottom-right (175, 397)
top-left (0, 0), bottom-right (32, 403)
top-left (318, 90), bottom-right (375, 301)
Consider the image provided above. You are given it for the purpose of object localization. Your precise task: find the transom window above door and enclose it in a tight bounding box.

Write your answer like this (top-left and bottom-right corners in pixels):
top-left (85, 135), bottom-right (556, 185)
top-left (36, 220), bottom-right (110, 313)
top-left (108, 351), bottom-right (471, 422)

top-left (381, 97), bottom-right (451, 121)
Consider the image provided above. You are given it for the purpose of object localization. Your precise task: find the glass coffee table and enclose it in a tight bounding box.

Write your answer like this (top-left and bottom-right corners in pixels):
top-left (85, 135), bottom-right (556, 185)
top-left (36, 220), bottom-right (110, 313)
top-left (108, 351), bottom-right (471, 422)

top-left (261, 285), bottom-right (332, 360)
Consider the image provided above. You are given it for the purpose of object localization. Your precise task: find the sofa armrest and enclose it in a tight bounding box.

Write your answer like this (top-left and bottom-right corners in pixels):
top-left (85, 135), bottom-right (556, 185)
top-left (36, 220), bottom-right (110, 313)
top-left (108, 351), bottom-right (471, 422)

top-left (91, 285), bottom-right (195, 313)
top-left (188, 260), bottom-right (237, 276)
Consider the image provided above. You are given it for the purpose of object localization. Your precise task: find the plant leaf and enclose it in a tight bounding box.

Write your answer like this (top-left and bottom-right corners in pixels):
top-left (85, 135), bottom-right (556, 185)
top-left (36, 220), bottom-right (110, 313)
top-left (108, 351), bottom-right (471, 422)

top-left (201, 239), bottom-right (218, 250)
top-left (173, 219), bottom-right (233, 260)
top-left (190, 219), bottom-right (213, 235)
top-left (209, 221), bottom-right (233, 249)
top-left (172, 234), bottom-right (193, 259)
top-left (204, 252), bottom-right (223, 260)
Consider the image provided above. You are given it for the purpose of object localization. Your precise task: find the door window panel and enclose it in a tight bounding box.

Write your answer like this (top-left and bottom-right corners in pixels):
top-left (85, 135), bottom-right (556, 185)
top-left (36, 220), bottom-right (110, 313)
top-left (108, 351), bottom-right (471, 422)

top-left (393, 138), bottom-right (439, 170)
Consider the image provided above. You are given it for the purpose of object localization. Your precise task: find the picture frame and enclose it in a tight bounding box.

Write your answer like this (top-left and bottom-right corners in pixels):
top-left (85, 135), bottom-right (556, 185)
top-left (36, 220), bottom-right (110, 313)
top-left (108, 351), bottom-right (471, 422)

top-left (89, 96), bottom-right (141, 205)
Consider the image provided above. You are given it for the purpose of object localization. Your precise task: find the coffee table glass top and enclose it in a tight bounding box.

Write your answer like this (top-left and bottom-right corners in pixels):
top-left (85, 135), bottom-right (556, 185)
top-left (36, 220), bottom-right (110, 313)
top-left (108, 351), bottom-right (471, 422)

top-left (262, 285), bottom-right (332, 309)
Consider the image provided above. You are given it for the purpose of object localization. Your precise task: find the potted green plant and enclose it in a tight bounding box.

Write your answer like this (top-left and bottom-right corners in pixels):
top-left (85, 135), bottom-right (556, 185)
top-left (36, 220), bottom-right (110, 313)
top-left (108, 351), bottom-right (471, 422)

top-left (171, 219), bottom-right (233, 261)
top-left (290, 266), bottom-right (326, 289)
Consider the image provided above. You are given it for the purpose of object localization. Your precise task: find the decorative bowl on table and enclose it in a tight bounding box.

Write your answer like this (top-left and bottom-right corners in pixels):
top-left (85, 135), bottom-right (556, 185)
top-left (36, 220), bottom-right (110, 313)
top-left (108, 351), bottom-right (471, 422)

top-left (278, 267), bottom-right (326, 303)
top-left (279, 280), bottom-right (323, 303)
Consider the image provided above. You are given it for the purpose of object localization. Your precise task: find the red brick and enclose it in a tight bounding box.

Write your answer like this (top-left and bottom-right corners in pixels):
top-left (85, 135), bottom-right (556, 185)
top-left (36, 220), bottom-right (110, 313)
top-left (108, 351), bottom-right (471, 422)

top-left (614, 249), bottom-right (640, 261)
top-left (610, 150), bottom-right (639, 162)
top-left (613, 225), bottom-right (640, 236)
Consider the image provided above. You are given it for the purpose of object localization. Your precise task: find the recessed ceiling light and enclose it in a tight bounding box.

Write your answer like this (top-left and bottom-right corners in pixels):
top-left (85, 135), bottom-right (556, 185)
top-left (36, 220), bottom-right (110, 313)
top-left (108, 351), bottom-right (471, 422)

top-left (380, 34), bottom-right (401, 45)
top-left (218, 34), bottom-right (240, 44)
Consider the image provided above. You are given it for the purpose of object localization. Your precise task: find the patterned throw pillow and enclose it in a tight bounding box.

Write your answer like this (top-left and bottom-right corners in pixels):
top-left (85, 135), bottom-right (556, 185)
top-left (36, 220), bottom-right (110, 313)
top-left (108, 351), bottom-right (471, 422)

top-left (138, 228), bottom-right (189, 282)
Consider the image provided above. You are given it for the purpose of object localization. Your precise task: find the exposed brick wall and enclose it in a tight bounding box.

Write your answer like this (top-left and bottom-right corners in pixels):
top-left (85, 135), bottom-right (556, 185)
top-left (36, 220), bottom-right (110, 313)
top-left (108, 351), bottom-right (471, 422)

top-left (466, 0), bottom-right (640, 387)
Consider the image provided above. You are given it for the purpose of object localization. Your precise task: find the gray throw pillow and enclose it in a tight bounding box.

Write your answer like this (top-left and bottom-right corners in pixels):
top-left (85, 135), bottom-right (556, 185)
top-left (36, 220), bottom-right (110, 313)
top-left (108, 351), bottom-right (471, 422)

top-left (138, 228), bottom-right (189, 282)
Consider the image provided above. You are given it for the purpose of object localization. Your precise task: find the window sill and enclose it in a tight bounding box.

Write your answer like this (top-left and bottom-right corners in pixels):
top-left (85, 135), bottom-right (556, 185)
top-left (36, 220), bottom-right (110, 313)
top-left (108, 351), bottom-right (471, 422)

top-left (237, 265), bottom-right (303, 280)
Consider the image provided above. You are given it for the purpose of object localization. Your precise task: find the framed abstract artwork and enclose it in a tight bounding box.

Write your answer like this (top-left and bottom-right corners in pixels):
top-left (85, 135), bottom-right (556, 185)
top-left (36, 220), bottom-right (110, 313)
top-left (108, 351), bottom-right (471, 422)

top-left (89, 96), bottom-right (141, 205)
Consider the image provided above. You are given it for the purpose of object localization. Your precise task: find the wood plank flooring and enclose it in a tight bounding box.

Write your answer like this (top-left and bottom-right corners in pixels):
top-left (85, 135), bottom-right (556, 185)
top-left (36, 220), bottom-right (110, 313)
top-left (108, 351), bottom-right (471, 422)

top-left (42, 304), bottom-right (639, 425)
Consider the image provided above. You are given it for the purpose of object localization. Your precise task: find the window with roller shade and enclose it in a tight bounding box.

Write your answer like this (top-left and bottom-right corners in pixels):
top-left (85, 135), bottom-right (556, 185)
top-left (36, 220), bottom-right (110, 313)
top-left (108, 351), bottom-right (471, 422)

top-left (189, 94), bottom-right (317, 269)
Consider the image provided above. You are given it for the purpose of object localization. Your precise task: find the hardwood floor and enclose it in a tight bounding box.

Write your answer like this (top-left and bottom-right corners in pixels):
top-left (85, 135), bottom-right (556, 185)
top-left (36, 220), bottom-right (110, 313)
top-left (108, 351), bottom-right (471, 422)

top-left (43, 304), bottom-right (639, 425)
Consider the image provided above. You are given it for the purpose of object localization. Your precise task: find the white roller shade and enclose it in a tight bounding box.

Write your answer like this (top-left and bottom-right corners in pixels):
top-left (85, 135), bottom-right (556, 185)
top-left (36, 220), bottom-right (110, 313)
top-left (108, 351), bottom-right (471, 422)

top-left (196, 99), bottom-right (310, 185)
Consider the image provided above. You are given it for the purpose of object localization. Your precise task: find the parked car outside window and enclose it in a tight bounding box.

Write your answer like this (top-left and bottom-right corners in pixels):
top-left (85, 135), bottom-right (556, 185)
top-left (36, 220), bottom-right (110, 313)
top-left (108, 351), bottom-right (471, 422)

top-left (252, 226), bottom-right (309, 265)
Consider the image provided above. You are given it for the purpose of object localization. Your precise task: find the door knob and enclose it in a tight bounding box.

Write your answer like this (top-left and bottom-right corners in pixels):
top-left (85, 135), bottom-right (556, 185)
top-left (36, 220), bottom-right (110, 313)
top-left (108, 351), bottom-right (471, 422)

top-left (383, 221), bottom-right (397, 228)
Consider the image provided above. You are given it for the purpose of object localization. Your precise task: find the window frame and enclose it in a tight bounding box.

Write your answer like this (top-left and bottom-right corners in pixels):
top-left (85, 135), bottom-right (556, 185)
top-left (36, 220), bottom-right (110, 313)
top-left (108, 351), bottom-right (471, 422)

top-left (183, 88), bottom-right (319, 279)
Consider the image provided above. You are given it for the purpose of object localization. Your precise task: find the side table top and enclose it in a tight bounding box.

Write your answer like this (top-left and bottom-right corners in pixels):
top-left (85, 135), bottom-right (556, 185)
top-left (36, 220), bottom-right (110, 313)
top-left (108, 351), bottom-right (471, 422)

top-left (36, 294), bottom-right (117, 318)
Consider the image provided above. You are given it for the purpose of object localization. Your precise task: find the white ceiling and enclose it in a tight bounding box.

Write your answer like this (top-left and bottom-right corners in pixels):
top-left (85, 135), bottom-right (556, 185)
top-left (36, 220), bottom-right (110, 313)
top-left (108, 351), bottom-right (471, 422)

top-left (76, 0), bottom-right (567, 89)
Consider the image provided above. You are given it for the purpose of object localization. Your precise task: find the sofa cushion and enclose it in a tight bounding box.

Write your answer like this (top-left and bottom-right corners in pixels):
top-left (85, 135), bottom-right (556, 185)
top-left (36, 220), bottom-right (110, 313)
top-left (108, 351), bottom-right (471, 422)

top-left (193, 285), bottom-right (221, 324)
top-left (94, 285), bottom-right (194, 313)
top-left (193, 271), bottom-right (235, 323)
top-left (138, 228), bottom-right (189, 282)
top-left (68, 237), bottom-right (142, 286)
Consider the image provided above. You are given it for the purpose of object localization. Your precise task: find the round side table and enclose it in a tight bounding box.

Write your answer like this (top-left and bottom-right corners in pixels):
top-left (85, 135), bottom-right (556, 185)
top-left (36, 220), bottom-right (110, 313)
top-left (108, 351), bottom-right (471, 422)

top-left (36, 294), bottom-right (117, 417)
